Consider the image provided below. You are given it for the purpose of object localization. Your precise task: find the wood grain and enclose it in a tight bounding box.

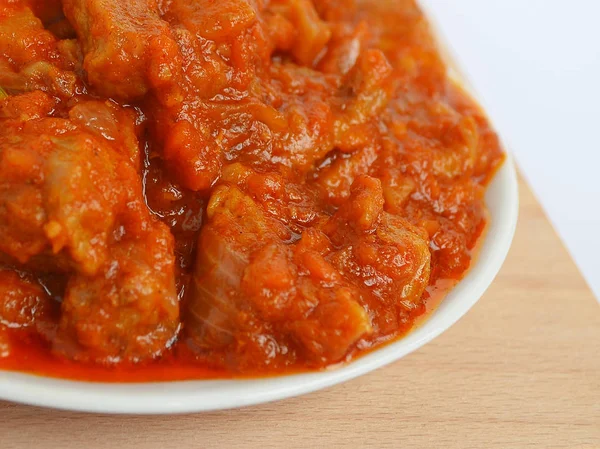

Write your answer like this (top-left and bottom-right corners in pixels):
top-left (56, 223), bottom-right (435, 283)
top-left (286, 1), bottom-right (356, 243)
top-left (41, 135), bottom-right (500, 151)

top-left (1, 178), bottom-right (599, 449)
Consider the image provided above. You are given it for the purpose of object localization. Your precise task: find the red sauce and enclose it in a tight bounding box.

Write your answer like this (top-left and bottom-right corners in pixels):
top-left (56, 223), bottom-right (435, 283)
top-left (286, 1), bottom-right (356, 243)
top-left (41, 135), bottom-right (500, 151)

top-left (0, 0), bottom-right (504, 381)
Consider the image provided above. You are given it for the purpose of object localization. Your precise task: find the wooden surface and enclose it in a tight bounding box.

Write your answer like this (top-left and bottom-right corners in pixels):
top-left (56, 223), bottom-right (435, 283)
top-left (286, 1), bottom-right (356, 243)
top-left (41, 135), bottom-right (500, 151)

top-left (1, 178), bottom-right (599, 449)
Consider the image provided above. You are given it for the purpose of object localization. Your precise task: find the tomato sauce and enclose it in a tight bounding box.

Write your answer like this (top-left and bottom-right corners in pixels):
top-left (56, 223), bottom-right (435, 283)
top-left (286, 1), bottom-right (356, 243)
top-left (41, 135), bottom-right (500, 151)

top-left (0, 0), bottom-right (504, 381)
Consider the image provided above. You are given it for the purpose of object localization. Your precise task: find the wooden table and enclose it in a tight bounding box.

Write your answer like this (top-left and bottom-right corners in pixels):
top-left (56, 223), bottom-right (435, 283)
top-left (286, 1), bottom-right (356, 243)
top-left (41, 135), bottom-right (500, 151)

top-left (1, 178), bottom-right (598, 449)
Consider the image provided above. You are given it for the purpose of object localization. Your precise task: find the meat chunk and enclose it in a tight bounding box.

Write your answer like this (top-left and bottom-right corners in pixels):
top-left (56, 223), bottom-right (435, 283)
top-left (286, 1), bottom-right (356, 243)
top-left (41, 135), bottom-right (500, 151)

top-left (186, 183), bottom-right (372, 369)
top-left (63, 0), bottom-right (182, 101)
top-left (0, 5), bottom-right (58, 67)
top-left (0, 268), bottom-right (55, 358)
top-left (58, 222), bottom-right (179, 363)
top-left (0, 115), bottom-right (122, 273)
top-left (68, 100), bottom-right (142, 166)
top-left (0, 95), bottom-right (142, 272)
top-left (0, 269), bottom-right (52, 330)
top-left (144, 0), bottom-right (264, 192)
top-left (187, 175), bottom-right (430, 368)
top-left (324, 176), bottom-right (431, 334)
top-left (157, 116), bottom-right (222, 192)
top-left (186, 184), bottom-right (291, 353)
top-left (0, 95), bottom-right (179, 363)
top-left (164, 0), bottom-right (257, 41)
top-left (0, 90), bottom-right (55, 120)
top-left (0, 4), bottom-right (81, 98)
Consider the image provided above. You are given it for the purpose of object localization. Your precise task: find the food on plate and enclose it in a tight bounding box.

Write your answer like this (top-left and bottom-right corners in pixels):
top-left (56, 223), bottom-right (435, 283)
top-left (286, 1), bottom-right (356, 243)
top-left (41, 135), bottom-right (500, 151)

top-left (0, 0), bottom-right (504, 380)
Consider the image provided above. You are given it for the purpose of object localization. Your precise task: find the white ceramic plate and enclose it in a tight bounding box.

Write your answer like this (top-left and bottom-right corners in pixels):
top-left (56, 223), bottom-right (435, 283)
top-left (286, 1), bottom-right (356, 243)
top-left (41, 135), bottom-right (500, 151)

top-left (0, 154), bottom-right (518, 414)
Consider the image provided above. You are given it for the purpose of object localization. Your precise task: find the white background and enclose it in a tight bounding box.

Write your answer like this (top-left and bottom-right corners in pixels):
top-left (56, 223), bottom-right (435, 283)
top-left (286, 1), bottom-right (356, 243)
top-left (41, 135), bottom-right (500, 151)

top-left (421, 0), bottom-right (600, 301)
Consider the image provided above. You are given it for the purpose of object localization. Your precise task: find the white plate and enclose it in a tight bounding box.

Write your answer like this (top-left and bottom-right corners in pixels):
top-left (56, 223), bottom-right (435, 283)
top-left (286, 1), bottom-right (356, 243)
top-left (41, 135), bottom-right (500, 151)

top-left (0, 153), bottom-right (518, 414)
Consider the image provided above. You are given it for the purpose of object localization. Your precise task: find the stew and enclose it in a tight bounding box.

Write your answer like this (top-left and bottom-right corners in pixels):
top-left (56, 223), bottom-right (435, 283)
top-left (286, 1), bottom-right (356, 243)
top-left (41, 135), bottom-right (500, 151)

top-left (0, 0), bottom-right (504, 381)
